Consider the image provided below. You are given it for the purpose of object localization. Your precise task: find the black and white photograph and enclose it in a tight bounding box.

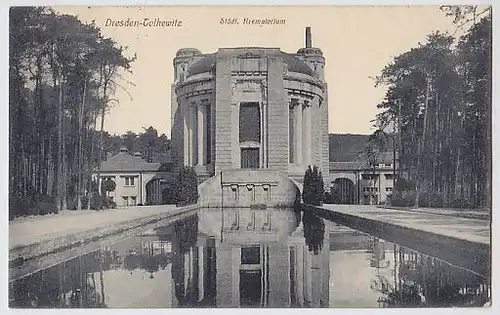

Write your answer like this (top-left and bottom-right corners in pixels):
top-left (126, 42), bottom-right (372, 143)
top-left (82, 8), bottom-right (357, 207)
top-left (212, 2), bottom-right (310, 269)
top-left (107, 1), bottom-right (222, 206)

top-left (6, 3), bottom-right (493, 309)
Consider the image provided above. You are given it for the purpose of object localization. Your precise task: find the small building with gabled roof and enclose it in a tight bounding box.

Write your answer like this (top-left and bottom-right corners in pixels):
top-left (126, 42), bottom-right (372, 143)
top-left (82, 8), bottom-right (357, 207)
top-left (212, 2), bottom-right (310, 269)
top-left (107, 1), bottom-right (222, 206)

top-left (95, 147), bottom-right (174, 207)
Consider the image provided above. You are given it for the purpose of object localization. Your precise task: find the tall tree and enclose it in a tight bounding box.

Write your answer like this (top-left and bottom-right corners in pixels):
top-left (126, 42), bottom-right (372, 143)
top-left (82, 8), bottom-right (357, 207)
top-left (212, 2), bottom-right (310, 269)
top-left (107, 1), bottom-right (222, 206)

top-left (373, 7), bottom-right (491, 209)
top-left (9, 7), bottom-right (135, 218)
top-left (365, 129), bottom-right (388, 205)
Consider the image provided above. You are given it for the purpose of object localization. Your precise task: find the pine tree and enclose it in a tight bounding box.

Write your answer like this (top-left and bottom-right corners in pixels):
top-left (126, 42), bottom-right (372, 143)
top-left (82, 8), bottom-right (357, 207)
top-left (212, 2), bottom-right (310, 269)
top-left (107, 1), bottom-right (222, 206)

top-left (172, 167), bottom-right (198, 206)
top-left (302, 165), bottom-right (325, 206)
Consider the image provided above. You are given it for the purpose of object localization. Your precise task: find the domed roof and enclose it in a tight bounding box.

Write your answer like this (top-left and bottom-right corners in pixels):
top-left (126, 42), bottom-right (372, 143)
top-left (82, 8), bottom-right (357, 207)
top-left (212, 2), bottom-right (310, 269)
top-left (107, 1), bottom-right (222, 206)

top-left (175, 48), bottom-right (202, 57)
top-left (296, 47), bottom-right (323, 56)
top-left (280, 52), bottom-right (314, 76)
top-left (187, 53), bottom-right (216, 76)
top-left (186, 51), bottom-right (314, 77)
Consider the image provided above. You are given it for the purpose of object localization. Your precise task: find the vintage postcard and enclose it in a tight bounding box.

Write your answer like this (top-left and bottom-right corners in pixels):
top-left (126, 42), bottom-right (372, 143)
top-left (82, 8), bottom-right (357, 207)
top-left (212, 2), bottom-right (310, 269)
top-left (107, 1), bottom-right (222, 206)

top-left (8, 4), bottom-right (492, 309)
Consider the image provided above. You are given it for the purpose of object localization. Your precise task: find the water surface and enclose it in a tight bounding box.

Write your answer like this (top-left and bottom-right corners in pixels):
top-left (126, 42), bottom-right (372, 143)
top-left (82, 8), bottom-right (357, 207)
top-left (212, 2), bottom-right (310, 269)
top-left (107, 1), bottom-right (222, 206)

top-left (9, 208), bottom-right (490, 308)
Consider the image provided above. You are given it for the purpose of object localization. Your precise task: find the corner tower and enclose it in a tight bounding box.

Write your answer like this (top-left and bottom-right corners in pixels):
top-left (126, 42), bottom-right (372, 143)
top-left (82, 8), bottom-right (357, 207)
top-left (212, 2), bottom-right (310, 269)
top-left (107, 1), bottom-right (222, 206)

top-left (171, 48), bottom-right (203, 172)
top-left (295, 27), bottom-right (330, 188)
top-left (296, 27), bottom-right (325, 81)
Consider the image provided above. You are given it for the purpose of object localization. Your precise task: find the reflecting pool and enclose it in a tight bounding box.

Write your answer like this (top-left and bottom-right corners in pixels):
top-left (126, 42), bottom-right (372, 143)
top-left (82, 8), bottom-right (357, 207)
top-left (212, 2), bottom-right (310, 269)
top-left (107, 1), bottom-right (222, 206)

top-left (9, 208), bottom-right (490, 308)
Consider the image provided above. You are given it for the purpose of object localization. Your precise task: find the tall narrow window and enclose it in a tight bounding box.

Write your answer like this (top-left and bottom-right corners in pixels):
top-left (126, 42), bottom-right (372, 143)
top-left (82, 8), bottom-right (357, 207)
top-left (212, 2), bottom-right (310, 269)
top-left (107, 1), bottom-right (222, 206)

top-left (240, 270), bottom-right (262, 307)
top-left (239, 102), bottom-right (261, 143)
top-left (241, 148), bottom-right (260, 169)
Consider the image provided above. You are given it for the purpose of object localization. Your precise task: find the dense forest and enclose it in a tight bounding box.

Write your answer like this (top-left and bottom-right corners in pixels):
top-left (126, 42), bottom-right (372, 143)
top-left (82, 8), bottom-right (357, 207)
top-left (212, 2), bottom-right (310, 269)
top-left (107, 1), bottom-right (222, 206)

top-left (369, 6), bottom-right (492, 209)
top-left (101, 127), bottom-right (171, 163)
top-left (9, 7), bottom-right (137, 217)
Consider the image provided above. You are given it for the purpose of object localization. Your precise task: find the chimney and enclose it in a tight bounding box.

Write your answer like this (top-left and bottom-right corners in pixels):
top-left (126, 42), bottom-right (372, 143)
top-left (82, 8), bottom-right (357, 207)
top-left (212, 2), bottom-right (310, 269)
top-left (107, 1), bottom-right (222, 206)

top-left (305, 26), bottom-right (312, 48)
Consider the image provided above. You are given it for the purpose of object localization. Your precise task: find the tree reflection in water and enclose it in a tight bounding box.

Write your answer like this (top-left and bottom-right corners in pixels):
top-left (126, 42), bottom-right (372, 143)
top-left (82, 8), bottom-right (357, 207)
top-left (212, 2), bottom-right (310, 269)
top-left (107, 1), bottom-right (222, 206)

top-left (11, 211), bottom-right (490, 308)
top-left (171, 215), bottom-right (199, 307)
top-left (302, 210), bottom-right (325, 255)
top-left (377, 246), bottom-right (490, 308)
top-left (10, 215), bottom-right (200, 308)
top-left (9, 251), bottom-right (111, 308)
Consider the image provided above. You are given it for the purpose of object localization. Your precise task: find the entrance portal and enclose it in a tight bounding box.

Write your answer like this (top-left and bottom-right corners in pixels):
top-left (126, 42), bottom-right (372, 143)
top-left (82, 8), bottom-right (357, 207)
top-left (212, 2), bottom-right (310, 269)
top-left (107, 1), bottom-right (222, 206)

top-left (331, 178), bottom-right (356, 204)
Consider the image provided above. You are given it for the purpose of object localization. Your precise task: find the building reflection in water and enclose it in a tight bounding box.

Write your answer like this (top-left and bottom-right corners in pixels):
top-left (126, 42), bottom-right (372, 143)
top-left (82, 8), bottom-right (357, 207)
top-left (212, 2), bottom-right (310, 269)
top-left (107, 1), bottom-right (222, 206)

top-left (327, 222), bottom-right (490, 308)
top-left (9, 208), bottom-right (330, 308)
top-left (190, 207), bottom-right (330, 308)
top-left (10, 209), bottom-right (488, 308)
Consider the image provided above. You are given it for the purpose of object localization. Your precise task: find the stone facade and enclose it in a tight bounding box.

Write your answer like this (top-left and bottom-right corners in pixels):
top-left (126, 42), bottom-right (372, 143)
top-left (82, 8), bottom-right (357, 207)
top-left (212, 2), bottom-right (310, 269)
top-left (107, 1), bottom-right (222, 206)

top-left (198, 169), bottom-right (300, 208)
top-left (171, 28), bottom-right (330, 206)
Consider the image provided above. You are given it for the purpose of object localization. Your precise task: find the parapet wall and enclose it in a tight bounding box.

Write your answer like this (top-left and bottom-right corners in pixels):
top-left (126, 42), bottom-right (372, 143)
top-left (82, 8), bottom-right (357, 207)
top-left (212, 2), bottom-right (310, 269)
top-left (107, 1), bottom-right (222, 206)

top-left (198, 169), bottom-right (300, 208)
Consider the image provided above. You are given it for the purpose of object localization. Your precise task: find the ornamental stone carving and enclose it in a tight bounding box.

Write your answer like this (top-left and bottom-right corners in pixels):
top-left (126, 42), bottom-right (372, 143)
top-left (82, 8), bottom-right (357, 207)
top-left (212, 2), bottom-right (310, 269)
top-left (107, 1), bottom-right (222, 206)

top-left (240, 81), bottom-right (260, 92)
top-left (260, 79), bottom-right (267, 100)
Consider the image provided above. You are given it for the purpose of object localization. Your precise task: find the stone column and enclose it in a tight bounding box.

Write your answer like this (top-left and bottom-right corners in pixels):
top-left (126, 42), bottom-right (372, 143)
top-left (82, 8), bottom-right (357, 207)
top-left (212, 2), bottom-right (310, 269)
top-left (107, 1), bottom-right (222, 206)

top-left (187, 104), bottom-right (192, 166)
top-left (197, 103), bottom-right (205, 166)
top-left (302, 101), bottom-right (312, 167)
top-left (203, 103), bottom-right (209, 164)
top-left (294, 100), bottom-right (303, 165)
top-left (263, 101), bottom-right (267, 168)
top-left (261, 79), bottom-right (268, 168)
top-left (259, 102), bottom-right (267, 168)
top-left (183, 102), bottom-right (189, 166)
top-left (189, 103), bottom-right (197, 166)
top-left (231, 102), bottom-right (239, 168)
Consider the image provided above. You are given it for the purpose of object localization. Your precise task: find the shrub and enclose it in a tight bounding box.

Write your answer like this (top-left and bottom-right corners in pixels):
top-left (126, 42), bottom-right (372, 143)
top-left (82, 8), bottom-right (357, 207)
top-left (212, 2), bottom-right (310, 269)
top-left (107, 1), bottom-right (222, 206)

top-left (101, 179), bottom-right (116, 195)
top-left (326, 185), bottom-right (342, 204)
top-left (323, 192), bottom-right (333, 204)
top-left (90, 181), bottom-right (99, 193)
top-left (418, 192), bottom-right (444, 208)
top-left (449, 197), bottom-right (471, 209)
top-left (394, 178), bottom-right (408, 191)
top-left (394, 178), bottom-right (417, 192)
top-left (172, 166), bottom-right (198, 206)
top-left (302, 165), bottom-right (324, 206)
top-left (162, 188), bottom-right (176, 205)
top-left (390, 190), bottom-right (416, 207)
top-left (9, 193), bottom-right (58, 218)
top-left (82, 194), bottom-right (116, 210)
top-left (36, 200), bottom-right (57, 215)
top-left (406, 179), bottom-right (417, 191)
top-left (9, 194), bottom-right (31, 218)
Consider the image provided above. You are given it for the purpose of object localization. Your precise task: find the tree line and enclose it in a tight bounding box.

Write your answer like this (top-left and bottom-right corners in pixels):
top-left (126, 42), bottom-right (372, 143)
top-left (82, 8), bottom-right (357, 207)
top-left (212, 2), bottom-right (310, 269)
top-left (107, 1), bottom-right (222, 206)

top-left (102, 126), bottom-right (171, 163)
top-left (371, 5), bottom-right (492, 209)
top-left (9, 7), bottom-right (136, 218)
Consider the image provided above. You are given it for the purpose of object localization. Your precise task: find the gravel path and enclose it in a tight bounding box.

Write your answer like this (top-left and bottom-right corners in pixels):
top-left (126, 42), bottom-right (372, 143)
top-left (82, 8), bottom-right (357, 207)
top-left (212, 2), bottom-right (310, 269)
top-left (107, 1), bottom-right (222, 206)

top-left (9, 205), bottom-right (179, 250)
top-left (321, 204), bottom-right (490, 245)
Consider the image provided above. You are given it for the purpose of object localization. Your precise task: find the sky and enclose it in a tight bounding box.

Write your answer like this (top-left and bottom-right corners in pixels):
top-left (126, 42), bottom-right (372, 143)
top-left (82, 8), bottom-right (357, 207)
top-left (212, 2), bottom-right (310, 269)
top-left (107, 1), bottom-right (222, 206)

top-left (55, 5), bottom-right (460, 137)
